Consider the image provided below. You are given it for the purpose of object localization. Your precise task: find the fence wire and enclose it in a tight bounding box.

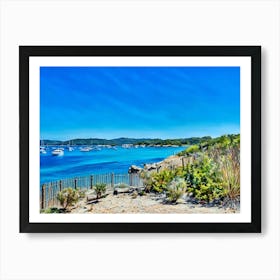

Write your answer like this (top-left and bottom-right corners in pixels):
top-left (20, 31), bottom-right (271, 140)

top-left (40, 173), bottom-right (143, 210)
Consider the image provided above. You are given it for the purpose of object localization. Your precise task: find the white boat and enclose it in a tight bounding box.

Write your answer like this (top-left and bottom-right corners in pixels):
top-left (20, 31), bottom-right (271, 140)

top-left (52, 149), bottom-right (64, 156)
top-left (122, 144), bottom-right (133, 149)
top-left (40, 140), bottom-right (47, 154)
top-left (40, 147), bottom-right (47, 154)
top-left (67, 140), bottom-right (74, 151)
top-left (80, 147), bottom-right (91, 152)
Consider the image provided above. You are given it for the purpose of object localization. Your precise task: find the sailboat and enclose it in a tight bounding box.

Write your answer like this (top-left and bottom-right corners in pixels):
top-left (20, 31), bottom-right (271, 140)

top-left (40, 140), bottom-right (47, 154)
top-left (68, 146), bottom-right (74, 151)
top-left (52, 148), bottom-right (64, 156)
top-left (67, 140), bottom-right (74, 151)
top-left (80, 146), bottom-right (91, 152)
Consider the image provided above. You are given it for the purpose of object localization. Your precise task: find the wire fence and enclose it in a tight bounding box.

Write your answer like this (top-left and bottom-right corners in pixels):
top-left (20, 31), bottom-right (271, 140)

top-left (40, 173), bottom-right (143, 210)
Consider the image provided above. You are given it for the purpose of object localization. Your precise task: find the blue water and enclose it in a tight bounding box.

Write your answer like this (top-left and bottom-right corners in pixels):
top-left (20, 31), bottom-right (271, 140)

top-left (40, 146), bottom-right (186, 184)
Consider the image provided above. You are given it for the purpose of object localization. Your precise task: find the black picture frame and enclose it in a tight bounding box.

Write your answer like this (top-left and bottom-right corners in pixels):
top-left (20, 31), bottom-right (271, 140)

top-left (19, 46), bottom-right (261, 233)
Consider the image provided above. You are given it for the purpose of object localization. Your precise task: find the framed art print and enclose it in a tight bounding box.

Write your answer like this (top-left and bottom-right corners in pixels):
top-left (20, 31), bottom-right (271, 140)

top-left (19, 46), bottom-right (261, 233)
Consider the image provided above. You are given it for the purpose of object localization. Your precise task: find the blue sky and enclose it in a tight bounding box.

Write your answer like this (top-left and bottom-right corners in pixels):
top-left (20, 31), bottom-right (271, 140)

top-left (40, 66), bottom-right (240, 140)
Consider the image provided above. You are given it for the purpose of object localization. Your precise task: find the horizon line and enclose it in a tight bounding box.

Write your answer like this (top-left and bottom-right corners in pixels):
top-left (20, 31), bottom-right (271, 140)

top-left (41, 133), bottom-right (240, 142)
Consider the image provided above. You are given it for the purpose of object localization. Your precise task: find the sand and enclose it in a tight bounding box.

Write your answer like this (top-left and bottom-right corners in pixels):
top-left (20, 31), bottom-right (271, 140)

top-left (69, 191), bottom-right (237, 214)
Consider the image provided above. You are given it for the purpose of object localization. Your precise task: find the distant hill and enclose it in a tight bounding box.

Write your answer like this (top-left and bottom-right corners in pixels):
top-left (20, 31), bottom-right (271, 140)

top-left (41, 136), bottom-right (213, 146)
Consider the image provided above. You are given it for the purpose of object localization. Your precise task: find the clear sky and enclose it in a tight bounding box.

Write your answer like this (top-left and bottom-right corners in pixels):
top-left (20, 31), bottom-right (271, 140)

top-left (40, 66), bottom-right (240, 141)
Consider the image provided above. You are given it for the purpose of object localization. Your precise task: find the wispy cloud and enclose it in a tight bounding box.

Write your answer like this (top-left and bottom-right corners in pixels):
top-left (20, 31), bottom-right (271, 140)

top-left (40, 66), bottom-right (240, 140)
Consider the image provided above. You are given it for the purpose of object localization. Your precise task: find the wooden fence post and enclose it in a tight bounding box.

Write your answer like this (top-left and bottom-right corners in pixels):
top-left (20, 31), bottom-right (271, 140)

top-left (129, 174), bottom-right (133, 186)
top-left (59, 180), bottom-right (62, 192)
top-left (111, 173), bottom-right (114, 188)
top-left (181, 157), bottom-right (185, 169)
top-left (74, 178), bottom-right (77, 189)
top-left (90, 175), bottom-right (93, 189)
top-left (41, 184), bottom-right (46, 210)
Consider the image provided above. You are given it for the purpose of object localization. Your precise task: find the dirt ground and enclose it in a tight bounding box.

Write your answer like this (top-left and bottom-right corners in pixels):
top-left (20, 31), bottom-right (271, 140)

top-left (70, 191), bottom-right (237, 214)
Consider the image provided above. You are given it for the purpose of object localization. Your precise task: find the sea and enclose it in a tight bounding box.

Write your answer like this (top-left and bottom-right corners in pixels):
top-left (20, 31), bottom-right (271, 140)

top-left (40, 146), bottom-right (186, 184)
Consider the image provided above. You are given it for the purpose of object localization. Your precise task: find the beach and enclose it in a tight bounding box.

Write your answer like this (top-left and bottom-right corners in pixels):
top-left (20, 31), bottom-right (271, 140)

top-left (69, 191), bottom-right (236, 214)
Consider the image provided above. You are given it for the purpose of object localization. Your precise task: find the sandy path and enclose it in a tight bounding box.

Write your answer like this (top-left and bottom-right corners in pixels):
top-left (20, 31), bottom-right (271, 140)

top-left (70, 192), bottom-right (237, 214)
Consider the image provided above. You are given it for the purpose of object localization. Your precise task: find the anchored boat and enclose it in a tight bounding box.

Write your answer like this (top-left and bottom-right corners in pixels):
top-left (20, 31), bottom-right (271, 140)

top-left (51, 149), bottom-right (64, 156)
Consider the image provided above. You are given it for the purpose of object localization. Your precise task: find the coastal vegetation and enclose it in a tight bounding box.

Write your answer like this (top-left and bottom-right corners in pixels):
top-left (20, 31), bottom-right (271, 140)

top-left (141, 134), bottom-right (240, 205)
top-left (41, 136), bottom-right (212, 146)
top-left (57, 188), bottom-right (79, 209)
top-left (41, 134), bottom-right (240, 213)
top-left (166, 177), bottom-right (187, 203)
top-left (56, 188), bottom-right (85, 210)
top-left (94, 183), bottom-right (107, 199)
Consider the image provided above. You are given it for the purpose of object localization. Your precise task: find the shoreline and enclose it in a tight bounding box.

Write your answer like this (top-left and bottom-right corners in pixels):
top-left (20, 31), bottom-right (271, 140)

top-left (40, 145), bottom-right (185, 184)
top-left (41, 135), bottom-right (241, 213)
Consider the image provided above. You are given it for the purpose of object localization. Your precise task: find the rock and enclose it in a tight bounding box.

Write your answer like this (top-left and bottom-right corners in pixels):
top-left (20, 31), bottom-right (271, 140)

top-left (200, 200), bottom-right (207, 205)
top-left (177, 198), bottom-right (185, 204)
top-left (114, 187), bottom-right (131, 194)
top-left (191, 198), bottom-right (199, 204)
top-left (131, 191), bottom-right (138, 199)
top-left (144, 163), bottom-right (158, 171)
top-left (137, 188), bottom-right (145, 196)
top-left (207, 202), bottom-right (215, 207)
top-left (86, 194), bottom-right (97, 201)
top-left (213, 198), bottom-right (222, 205)
top-left (128, 165), bottom-right (142, 174)
top-left (222, 197), bottom-right (240, 210)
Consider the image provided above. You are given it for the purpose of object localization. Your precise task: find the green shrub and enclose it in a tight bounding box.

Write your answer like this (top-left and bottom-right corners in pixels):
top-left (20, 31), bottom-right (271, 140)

top-left (94, 183), bottom-right (106, 199)
top-left (57, 188), bottom-right (80, 209)
top-left (141, 134), bottom-right (240, 205)
top-left (178, 145), bottom-right (200, 156)
top-left (186, 145), bottom-right (200, 154)
top-left (175, 134), bottom-right (240, 204)
top-left (184, 156), bottom-right (226, 202)
top-left (140, 169), bottom-right (175, 193)
top-left (173, 166), bottom-right (187, 178)
top-left (78, 189), bottom-right (86, 199)
top-left (138, 189), bottom-right (145, 196)
top-left (150, 169), bottom-right (175, 193)
top-left (166, 177), bottom-right (187, 203)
